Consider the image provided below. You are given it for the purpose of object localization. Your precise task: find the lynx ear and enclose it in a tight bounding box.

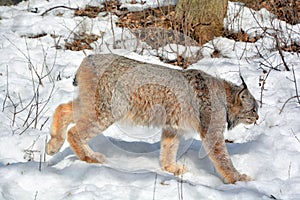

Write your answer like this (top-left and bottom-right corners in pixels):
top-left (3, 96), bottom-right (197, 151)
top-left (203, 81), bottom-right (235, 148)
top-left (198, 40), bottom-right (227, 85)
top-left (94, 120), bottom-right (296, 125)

top-left (239, 74), bottom-right (248, 89)
top-left (234, 74), bottom-right (248, 104)
top-left (237, 74), bottom-right (248, 97)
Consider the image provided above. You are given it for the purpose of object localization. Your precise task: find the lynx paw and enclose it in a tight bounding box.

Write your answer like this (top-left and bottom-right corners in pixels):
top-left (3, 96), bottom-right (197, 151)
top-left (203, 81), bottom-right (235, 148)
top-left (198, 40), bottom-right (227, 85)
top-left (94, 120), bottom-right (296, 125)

top-left (225, 173), bottom-right (252, 184)
top-left (162, 164), bottom-right (188, 176)
top-left (46, 139), bottom-right (61, 155)
top-left (82, 152), bottom-right (106, 164)
top-left (238, 173), bottom-right (252, 182)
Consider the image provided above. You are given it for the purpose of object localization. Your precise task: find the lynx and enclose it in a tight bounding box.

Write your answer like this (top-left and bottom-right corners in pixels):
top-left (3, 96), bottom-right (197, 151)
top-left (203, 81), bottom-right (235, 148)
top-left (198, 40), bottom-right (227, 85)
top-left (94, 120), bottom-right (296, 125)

top-left (47, 54), bottom-right (259, 184)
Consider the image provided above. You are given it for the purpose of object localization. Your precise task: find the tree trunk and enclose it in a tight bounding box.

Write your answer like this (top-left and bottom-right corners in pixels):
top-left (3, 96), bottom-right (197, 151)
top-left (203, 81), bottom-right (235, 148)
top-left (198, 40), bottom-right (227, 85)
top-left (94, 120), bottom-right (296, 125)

top-left (175, 0), bottom-right (228, 45)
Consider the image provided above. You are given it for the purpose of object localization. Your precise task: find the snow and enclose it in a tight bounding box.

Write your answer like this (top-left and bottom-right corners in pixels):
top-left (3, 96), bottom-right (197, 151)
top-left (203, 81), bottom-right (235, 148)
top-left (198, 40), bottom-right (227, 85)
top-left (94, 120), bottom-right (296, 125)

top-left (0, 0), bottom-right (300, 199)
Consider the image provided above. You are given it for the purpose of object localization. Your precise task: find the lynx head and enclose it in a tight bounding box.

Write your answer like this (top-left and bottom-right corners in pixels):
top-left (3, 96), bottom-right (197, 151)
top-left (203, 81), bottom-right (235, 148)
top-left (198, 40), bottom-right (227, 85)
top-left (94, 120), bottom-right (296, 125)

top-left (227, 75), bottom-right (259, 130)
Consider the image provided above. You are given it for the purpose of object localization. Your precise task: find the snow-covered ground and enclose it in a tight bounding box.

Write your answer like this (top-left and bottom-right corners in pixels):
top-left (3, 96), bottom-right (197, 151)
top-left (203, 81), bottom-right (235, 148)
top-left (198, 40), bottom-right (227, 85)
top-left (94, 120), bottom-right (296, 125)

top-left (0, 0), bottom-right (300, 199)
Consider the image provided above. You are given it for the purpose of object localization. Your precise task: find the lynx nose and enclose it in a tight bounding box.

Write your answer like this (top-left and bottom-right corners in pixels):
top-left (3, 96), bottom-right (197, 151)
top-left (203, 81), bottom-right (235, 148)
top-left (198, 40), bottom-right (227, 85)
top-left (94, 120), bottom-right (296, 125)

top-left (255, 114), bottom-right (259, 120)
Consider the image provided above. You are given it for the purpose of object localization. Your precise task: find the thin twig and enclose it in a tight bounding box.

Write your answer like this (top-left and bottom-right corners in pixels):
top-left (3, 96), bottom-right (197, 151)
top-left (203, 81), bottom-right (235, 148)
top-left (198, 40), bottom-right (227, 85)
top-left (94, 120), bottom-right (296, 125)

top-left (44, 135), bottom-right (47, 162)
top-left (110, 13), bottom-right (116, 49)
top-left (177, 162), bottom-right (185, 200)
top-left (292, 66), bottom-right (300, 104)
top-left (40, 117), bottom-right (49, 131)
top-left (34, 191), bottom-right (38, 200)
top-left (19, 84), bottom-right (55, 135)
top-left (152, 173), bottom-right (157, 200)
top-left (274, 35), bottom-right (290, 71)
top-left (255, 45), bottom-right (281, 71)
top-left (279, 67), bottom-right (300, 114)
top-left (291, 129), bottom-right (300, 144)
top-left (25, 38), bottom-right (43, 86)
top-left (288, 161), bottom-right (291, 180)
top-left (2, 65), bottom-right (9, 112)
top-left (39, 154), bottom-right (42, 172)
top-left (3, 35), bottom-right (56, 134)
top-left (34, 87), bottom-right (40, 129)
top-left (4, 36), bottom-right (43, 85)
top-left (41, 5), bottom-right (79, 17)
top-left (259, 69), bottom-right (272, 108)
top-left (64, 18), bottom-right (86, 41)
top-left (279, 95), bottom-right (299, 114)
top-left (249, 8), bottom-right (291, 71)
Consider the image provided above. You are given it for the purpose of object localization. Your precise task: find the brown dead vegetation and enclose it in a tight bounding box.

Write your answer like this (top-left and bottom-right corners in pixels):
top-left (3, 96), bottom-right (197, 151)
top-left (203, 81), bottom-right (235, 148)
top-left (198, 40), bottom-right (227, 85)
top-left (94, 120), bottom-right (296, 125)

top-left (67, 1), bottom-right (299, 57)
top-left (116, 6), bottom-right (176, 31)
top-left (74, 5), bottom-right (101, 18)
top-left (223, 29), bottom-right (261, 43)
top-left (232, 0), bottom-right (299, 25)
top-left (65, 33), bottom-right (100, 51)
top-left (116, 4), bottom-right (299, 54)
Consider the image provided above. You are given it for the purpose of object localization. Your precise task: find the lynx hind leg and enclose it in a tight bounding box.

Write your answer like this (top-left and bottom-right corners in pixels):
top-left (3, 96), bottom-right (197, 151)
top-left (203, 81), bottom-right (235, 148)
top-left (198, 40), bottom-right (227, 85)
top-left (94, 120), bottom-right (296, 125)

top-left (47, 101), bottom-right (74, 155)
top-left (203, 137), bottom-right (251, 184)
top-left (160, 128), bottom-right (188, 176)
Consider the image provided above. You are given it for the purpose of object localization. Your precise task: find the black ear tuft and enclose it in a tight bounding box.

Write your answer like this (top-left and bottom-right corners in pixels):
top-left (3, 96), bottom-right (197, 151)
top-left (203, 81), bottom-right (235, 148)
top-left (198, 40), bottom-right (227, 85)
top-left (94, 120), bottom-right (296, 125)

top-left (236, 73), bottom-right (248, 98)
top-left (239, 73), bottom-right (248, 89)
top-left (73, 74), bottom-right (78, 86)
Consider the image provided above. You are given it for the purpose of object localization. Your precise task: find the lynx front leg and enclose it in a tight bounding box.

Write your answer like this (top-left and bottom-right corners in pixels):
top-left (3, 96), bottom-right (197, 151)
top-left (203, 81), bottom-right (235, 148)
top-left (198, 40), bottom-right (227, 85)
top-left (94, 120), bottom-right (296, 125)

top-left (47, 101), bottom-right (74, 155)
top-left (202, 136), bottom-right (251, 184)
top-left (160, 128), bottom-right (188, 176)
top-left (67, 122), bottom-right (106, 163)
top-left (68, 119), bottom-right (106, 163)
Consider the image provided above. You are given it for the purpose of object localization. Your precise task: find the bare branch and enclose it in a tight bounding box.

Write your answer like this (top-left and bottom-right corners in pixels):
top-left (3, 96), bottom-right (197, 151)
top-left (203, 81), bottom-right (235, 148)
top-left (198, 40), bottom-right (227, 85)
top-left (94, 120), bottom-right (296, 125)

top-left (2, 36), bottom-right (57, 134)
top-left (41, 5), bottom-right (79, 17)
top-left (279, 96), bottom-right (299, 114)
top-left (259, 69), bottom-right (272, 108)
top-left (279, 67), bottom-right (300, 114)
top-left (274, 35), bottom-right (290, 71)
top-left (292, 66), bottom-right (300, 104)
top-left (255, 44), bottom-right (281, 71)
top-left (152, 173), bottom-right (157, 200)
top-left (291, 129), bottom-right (300, 144)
